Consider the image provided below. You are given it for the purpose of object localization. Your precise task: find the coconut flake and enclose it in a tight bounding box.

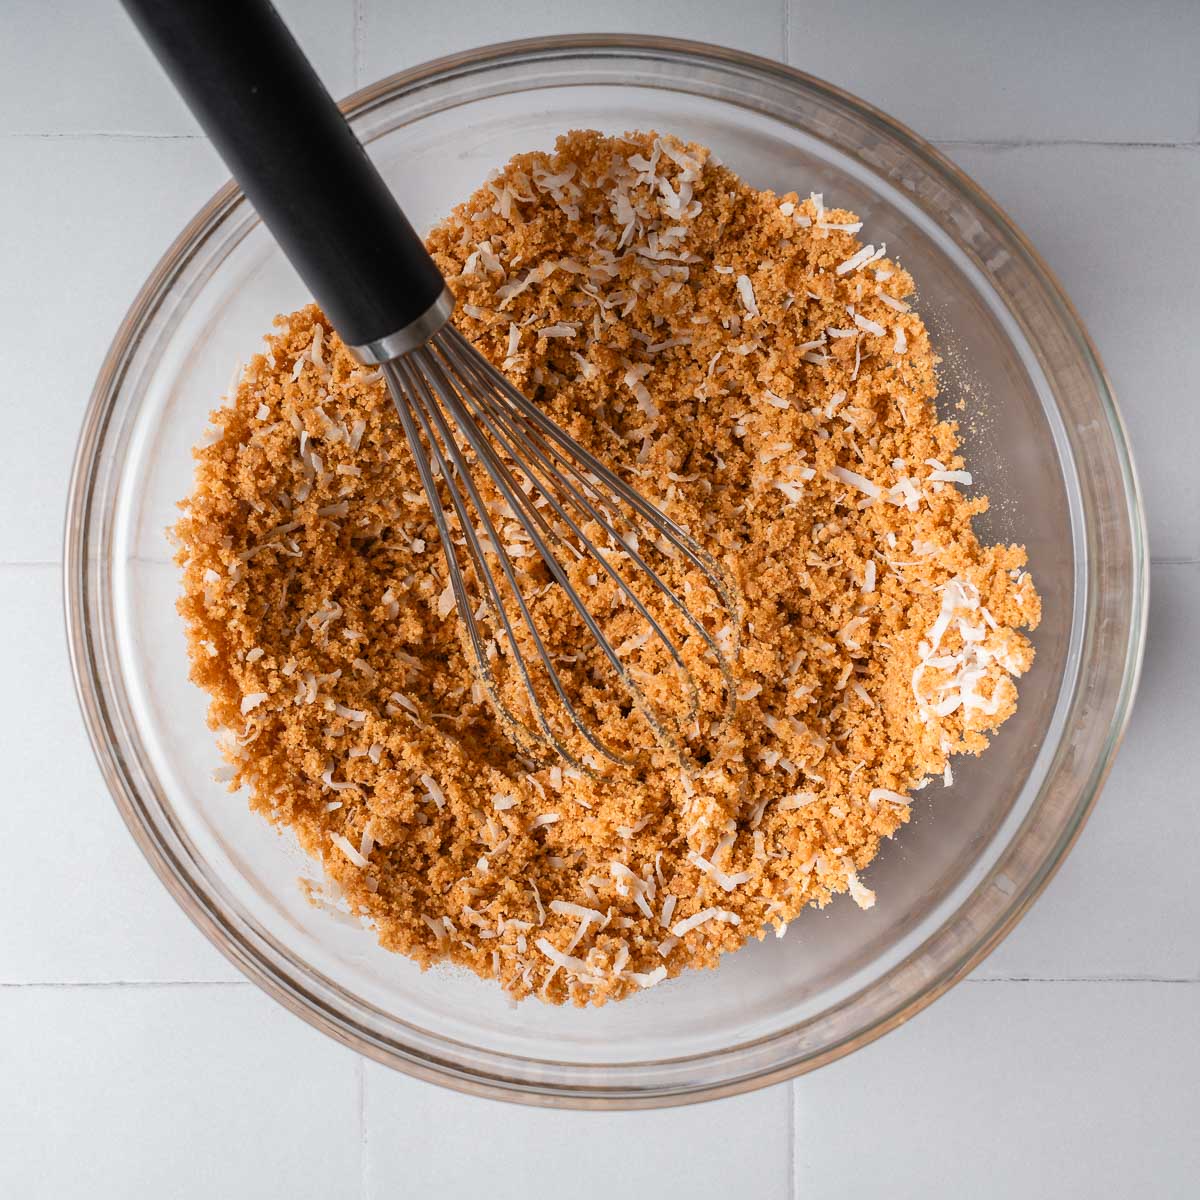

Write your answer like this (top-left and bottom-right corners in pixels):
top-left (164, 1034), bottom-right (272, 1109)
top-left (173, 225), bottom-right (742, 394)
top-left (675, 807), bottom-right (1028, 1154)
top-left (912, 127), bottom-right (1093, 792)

top-left (550, 899), bottom-right (605, 923)
top-left (387, 691), bottom-right (419, 718)
top-left (877, 291), bottom-right (910, 313)
top-left (824, 389), bottom-right (848, 419)
top-left (735, 274), bottom-right (759, 318)
top-left (687, 850), bottom-right (751, 892)
top-left (671, 908), bottom-right (741, 937)
top-left (571, 351), bottom-right (598, 380)
top-left (628, 965), bottom-right (668, 988)
top-left (826, 465), bottom-right (881, 498)
top-left (321, 765), bottom-right (357, 792)
top-left (329, 832), bottom-right (368, 868)
top-left (835, 244), bottom-right (877, 275)
top-left (497, 259), bottom-right (557, 302)
top-left (535, 937), bottom-right (604, 984)
top-left (928, 467), bottom-right (973, 485)
top-left (844, 864), bottom-right (876, 910)
top-left (778, 791), bottom-right (818, 810)
top-left (623, 362), bottom-right (658, 420)
top-left (868, 787), bottom-right (911, 808)
top-left (419, 773), bottom-right (446, 809)
top-left (850, 308), bottom-right (886, 337)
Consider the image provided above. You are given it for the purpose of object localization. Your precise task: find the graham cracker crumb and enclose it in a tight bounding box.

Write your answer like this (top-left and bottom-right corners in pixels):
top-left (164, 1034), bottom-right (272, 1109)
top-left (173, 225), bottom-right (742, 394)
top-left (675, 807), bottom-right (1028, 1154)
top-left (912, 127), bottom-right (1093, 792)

top-left (174, 130), bottom-right (1041, 1006)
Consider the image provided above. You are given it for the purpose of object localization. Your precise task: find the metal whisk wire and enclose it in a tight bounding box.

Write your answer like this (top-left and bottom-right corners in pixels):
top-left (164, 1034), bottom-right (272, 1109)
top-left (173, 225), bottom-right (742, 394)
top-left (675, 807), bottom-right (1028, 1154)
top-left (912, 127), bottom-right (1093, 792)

top-left (384, 323), bottom-right (739, 770)
top-left (120, 0), bottom-right (739, 770)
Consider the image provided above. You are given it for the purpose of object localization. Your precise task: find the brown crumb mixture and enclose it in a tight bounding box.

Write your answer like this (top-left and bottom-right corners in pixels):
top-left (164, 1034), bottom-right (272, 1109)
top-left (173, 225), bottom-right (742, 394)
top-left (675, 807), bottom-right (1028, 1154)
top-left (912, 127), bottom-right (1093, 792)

top-left (175, 130), bottom-right (1041, 1006)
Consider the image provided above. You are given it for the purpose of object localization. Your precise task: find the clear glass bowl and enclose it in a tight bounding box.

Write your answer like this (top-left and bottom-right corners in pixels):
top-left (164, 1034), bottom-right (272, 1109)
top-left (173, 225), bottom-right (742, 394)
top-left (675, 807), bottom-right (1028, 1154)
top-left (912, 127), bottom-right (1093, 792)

top-left (65, 36), bottom-right (1147, 1108)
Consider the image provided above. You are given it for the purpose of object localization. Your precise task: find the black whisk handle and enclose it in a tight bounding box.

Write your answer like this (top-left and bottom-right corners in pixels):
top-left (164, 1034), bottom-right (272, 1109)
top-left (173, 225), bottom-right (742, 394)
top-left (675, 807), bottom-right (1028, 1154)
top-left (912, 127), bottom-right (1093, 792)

top-left (119, 0), bottom-right (449, 357)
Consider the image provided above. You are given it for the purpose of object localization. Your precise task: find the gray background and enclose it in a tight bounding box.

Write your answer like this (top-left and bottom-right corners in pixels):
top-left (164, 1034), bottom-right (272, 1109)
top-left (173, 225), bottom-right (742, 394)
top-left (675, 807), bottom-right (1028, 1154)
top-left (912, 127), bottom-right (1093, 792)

top-left (1, 1), bottom-right (1197, 1195)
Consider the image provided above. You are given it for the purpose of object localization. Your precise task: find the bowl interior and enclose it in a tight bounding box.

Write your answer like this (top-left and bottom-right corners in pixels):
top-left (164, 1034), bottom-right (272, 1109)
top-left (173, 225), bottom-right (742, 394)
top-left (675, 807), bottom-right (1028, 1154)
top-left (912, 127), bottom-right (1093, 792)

top-left (77, 42), bottom-right (1132, 1102)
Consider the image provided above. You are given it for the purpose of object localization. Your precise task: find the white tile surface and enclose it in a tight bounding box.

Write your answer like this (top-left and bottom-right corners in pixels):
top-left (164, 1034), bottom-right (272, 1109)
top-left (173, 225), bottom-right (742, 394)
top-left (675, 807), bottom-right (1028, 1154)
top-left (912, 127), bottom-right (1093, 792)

top-left (794, 980), bottom-right (1200, 1198)
top-left (0, 567), bottom-right (238, 983)
top-left (787, 0), bottom-right (1200, 144)
top-left (0, 137), bottom-right (225, 563)
top-left (942, 143), bottom-right (1200, 561)
top-left (361, 0), bottom-right (787, 80)
top-left (976, 563), bottom-right (1200, 982)
top-left (364, 1066), bottom-right (792, 1200)
top-left (0, 984), bottom-right (361, 1200)
top-left (0, 0), bottom-right (356, 135)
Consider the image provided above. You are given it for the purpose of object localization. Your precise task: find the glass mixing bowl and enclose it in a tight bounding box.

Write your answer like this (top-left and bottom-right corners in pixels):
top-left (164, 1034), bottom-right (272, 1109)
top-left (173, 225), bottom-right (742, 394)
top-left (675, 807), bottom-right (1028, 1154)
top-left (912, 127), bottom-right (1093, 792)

top-left (65, 36), bottom-right (1147, 1108)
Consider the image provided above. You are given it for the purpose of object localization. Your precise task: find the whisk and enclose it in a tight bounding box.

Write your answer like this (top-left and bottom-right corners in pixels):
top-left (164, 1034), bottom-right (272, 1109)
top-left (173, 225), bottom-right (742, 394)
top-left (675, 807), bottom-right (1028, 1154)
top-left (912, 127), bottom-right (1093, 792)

top-left (124, 0), bottom-right (738, 768)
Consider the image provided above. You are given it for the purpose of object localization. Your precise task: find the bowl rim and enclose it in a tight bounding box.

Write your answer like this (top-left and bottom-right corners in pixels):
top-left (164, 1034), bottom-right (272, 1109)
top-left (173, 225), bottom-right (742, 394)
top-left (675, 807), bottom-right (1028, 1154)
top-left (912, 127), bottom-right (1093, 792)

top-left (64, 32), bottom-right (1149, 1108)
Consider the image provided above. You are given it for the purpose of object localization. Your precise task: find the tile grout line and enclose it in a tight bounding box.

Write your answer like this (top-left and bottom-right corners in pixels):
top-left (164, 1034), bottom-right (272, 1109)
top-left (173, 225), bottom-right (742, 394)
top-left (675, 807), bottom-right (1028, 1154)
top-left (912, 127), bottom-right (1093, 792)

top-left (1, 131), bottom-right (206, 141)
top-left (781, 0), bottom-right (790, 65)
top-left (935, 138), bottom-right (1199, 150)
top-left (0, 979), bottom-right (253, 990)
top-left (358, 1055), bottom-right (370, 1200)
top-left (789, 1079), bottom-right (799, 1200)
top-left (3, 132), bottom-right (1198, 149)
top-left (3, 975), bottom-right (1197, 991)
top-left (352, 0), bottom-right (367, 90)
top-left (966, 975), bottom-right (1199, 985)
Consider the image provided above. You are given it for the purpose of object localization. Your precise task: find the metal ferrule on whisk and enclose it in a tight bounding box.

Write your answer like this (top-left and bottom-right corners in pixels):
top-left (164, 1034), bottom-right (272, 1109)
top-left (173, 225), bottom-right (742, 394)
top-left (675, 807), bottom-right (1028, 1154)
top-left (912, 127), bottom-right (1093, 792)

top-left (347, 286), bottom-right (458, 365)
